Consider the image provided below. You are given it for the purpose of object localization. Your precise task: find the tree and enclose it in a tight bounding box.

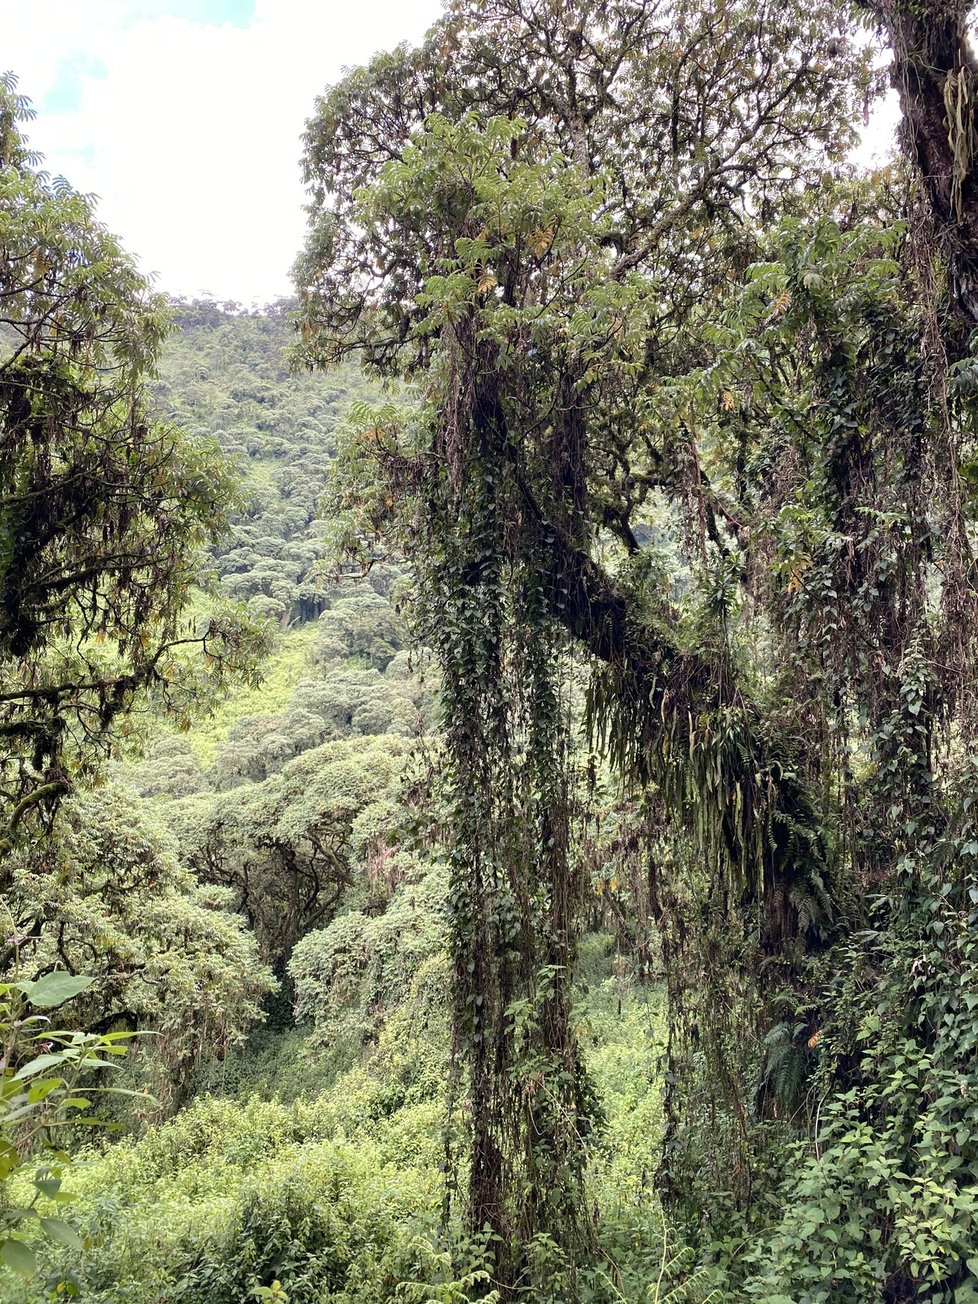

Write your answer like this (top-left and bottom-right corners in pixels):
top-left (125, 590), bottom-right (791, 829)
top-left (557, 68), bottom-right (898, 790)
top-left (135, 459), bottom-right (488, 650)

top-left (295, 2), bottom-right (978, 1296)
top-left (170, 735), bottom-right (412, 970)
top-left (312, 590), bottom-right (406, 670)
top-left (4, 785), bottom-right (275, 1111)
top-left (289, 858), bottom-right (448, 1069)
top-left (153, 299), bottom-right (386, 629)
top-left (0, 75), bottom-right (268, 869)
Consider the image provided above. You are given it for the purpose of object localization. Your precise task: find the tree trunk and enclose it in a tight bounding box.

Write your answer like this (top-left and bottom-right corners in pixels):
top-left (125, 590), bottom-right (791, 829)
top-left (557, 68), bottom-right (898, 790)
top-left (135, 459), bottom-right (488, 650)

top-left (861, 0), bottom-right (978, 334)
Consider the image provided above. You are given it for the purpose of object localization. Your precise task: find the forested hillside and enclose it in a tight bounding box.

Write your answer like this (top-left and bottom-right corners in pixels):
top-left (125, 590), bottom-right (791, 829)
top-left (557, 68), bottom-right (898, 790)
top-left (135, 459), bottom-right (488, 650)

top-left (6, 1), bottom-right (978, 1301)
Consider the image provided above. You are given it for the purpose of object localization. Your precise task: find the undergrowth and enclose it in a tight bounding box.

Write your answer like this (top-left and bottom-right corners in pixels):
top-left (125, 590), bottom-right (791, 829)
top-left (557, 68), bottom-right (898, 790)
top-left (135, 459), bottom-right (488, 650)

top-left (10, 934), bottom-right (712, 1304)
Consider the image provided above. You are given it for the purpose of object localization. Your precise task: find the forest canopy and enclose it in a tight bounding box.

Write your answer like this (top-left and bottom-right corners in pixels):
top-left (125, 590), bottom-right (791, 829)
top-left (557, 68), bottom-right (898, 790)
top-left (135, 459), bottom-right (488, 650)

top-left (0, 75), bottom-right (269, 869)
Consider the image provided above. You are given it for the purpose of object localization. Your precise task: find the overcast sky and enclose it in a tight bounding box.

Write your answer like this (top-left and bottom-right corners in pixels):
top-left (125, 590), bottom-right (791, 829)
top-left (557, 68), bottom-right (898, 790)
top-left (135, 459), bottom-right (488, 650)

top-left (3, 0), bottom-right (444, 304)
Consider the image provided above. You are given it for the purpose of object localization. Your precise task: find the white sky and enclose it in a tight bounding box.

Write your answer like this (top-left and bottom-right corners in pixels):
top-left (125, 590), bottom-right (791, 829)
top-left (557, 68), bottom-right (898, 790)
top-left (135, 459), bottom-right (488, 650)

top-left (3, 0), bottom-right (444, 305)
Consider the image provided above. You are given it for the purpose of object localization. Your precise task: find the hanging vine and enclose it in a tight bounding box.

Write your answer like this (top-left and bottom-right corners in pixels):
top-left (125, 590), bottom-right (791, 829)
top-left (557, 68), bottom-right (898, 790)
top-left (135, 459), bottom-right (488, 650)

top-left (295, 1), bottom-right (945, 1289)
top-left (421, 329), bottom-right (595, 1286)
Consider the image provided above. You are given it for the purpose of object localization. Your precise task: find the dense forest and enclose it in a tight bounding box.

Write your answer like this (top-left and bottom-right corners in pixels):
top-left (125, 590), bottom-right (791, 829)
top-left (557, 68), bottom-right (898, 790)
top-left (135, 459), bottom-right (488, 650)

top-left (5, 0), bottom-right (978, 1300)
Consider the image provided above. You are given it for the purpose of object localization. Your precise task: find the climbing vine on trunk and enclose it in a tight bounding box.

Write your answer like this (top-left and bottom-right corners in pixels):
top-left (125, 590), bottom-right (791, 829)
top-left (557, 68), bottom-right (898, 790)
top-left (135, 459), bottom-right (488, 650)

top-left (417, 336), bottom-right (591, 1286)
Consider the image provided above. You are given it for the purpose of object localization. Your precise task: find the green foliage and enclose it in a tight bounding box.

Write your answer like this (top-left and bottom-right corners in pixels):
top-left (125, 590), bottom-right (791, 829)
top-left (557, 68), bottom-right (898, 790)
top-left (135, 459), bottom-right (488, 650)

top-left (209, 665), bottom-right (428, 788)
top-left (740, 817), bottom-right (978, 1301)
top-left (312, 590), bottom-right (407, 670)
top-left (290, 866), bottom-right (448, 1059)
top-left (3, 784), bottom-right (275, 1110)
top-left (9, 926), bottom-right (680, 1304)
top-left (290, 0), bottom-right (978, 1291)
top-left (170, 734), bottom-right (413, 966)
top-left (10, 3), bottom-right (978, 1300)
top-left (180, 622), bottom-right (320, 770)
top-left (153, 299), bottom-right (388, 629)
top-left (0, 972), bottom-right (139, 1285)
top-left (14, 1094), bottom-right (441, 1304)
top-left (126, 736), bottom-right (208, 800)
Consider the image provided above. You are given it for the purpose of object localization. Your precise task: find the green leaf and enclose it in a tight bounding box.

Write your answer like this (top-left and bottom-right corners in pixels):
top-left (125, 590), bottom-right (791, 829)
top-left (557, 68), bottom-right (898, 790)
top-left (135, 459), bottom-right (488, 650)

top-left (14, 1054), bottom-right (69, 1082)
top-left (16, 973), bottom-right (94, 1009)
top-left (0, 1139), bottom-right (19, 1181)
top-left (32, 1174), bottom-right (62, 1199)
top-left (39, 1218), bottom-right (82, 1250)
top-left (0, 1237), bottom-right (37, 1277)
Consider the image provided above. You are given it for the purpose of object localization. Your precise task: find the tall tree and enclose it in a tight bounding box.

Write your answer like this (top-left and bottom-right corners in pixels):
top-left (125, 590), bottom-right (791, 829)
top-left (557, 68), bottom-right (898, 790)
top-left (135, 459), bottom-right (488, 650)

top-left (296, 2), bottom-right (978, 1296)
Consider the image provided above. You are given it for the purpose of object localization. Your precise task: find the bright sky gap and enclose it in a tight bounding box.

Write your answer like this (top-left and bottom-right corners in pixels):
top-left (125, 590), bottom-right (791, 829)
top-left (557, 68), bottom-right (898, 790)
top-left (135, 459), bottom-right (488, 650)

top-left (3, 0), bottom-right (443, 304)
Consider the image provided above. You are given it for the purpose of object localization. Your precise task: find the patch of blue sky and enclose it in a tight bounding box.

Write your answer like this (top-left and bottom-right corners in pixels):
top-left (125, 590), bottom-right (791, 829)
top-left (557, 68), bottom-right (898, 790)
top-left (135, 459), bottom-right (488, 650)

top-left (59, 144), bottom-right (97, 168)
top-left (40, 53), bottom-right (107, 114)
top-left (118, 0), bottom-right (256, 28)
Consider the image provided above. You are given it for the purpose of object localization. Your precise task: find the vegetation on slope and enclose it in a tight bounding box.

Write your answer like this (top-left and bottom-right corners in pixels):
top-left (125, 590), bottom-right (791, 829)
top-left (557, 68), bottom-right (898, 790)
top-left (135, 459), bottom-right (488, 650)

top-left (7, 0), bottom-right (978, 1298)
